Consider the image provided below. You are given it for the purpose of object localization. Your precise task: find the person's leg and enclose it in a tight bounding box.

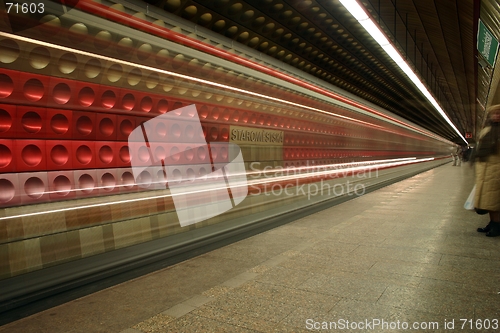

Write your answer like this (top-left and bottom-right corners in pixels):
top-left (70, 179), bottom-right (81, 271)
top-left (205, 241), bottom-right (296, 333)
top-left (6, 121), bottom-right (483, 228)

top-left (486, 211), bottom-right (500, 237)
top-left (478, 211), bottom-right (496, 233)
top-left (491, 211), bottom-right (500, 222)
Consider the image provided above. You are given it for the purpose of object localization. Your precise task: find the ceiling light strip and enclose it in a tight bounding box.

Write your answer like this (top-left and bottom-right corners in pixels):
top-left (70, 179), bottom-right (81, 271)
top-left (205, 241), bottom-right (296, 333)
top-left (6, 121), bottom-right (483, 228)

top-left (339, 0), bottom-right (468, 144)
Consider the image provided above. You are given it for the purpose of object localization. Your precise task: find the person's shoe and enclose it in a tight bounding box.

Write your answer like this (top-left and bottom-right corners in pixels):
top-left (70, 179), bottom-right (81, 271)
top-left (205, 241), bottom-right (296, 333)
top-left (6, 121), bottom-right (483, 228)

top-left (486, 222), bottom-right (500, 237)
top-left (477, 221), bottom-right (493, 233)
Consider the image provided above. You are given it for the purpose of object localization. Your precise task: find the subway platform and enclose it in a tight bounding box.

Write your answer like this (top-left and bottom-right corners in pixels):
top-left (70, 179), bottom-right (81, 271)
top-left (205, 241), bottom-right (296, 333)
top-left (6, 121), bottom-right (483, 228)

top-left (1, 162), bottom-right (499, 333)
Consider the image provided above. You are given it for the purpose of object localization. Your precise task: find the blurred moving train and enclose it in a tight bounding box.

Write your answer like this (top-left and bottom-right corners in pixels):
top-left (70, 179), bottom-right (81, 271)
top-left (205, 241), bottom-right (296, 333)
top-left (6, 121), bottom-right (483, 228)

top-left (0, 0), bottom-right (453, 320)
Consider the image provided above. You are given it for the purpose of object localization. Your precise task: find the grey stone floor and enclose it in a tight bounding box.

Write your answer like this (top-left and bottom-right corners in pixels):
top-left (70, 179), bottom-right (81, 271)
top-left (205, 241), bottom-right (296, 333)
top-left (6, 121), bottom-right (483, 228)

top-left (2, 162), bottom-right (500, 332)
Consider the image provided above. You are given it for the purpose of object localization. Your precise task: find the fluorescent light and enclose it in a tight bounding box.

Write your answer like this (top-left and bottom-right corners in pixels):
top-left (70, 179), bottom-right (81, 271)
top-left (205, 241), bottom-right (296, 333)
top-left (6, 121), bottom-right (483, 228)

top-left (339, 0), bottom-right (468, 144)
top-left (339, 0), bottom-right (369, 21)
top-left (357, 19), bottom-right (391, 46)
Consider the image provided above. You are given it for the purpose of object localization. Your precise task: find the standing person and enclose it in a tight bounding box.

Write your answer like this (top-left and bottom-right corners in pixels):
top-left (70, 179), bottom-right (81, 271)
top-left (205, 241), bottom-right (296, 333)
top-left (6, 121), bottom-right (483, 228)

top-left (475, 105), bottom-right (500, 236)
top-left (452, 145), bottom-right (462, 166)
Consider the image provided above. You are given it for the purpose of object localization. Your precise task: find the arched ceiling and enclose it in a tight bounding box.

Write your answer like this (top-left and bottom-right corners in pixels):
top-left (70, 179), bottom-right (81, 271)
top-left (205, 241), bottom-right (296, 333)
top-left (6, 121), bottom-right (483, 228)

top-left (144, 0), bottom-right (489, 143)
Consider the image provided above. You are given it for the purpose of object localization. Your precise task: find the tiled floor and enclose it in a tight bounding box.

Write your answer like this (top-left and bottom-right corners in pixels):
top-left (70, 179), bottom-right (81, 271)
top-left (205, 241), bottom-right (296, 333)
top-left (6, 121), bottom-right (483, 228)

top-left (2, 162), bottom-right (500, 332)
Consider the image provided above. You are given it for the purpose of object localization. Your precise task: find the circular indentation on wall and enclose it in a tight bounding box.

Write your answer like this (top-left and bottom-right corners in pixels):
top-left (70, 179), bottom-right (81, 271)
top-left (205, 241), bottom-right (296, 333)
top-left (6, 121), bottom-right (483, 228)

top-left (101, 172), bottom-right (115, 191)
top-left (220, 128), bottom-right (229, 140)
top-left (249, 114), bottom-right (257, 124)
top-left (155, 146), bottom-right (166, 161)
top-left (185, 124), bottom-right (194, 139)
top-left (155, 49), bottom-right (169, 66)
top-left (184, 147), bottom-right (194, 161)
top-left (117, 37), bottom-right (133, 55)
top-left (107, 64), bottom-right (122, 83)
top-left (121, 171), bottom-right (135, 188)
top-left (53, 82), bottom-right (71, 104)
top-left (120, 119), bottom-right (133, 136)
top-left (84, 58), bottom-right (101, 79)
top-left (22, 144), bottom-right (42, 166)
top-left (213, 19), bottom-right (226, 31)
top-left (199, 105), bottom-right (209, 119)
top-left (210, 146), bottom-right (218, 160)
top-left (119, 146), bottom-right (130, 163)
top-left (172, 54), bottom-right (185, 70)
top-left (76, 145), bottom-right (92, 164)
top-left (0, 144), bottom-right (12, 167)
top-left (211, 107), bottom-right (220, 120)
top-left (241, 112), bottom-right (249, 123)
top-left (121, 93), bottom-right (135, 110)
top-left (0, 74), bottom-right (13, 98)
top-left (29, 46), bottom-right (51, 69)
top-left (226, 26), bottom-right (238, 38)
top-left (68, 23), bottom-right (88, 43)
top-left (140, 96), bottom-right (153, 112)
top-left (127, 68), bottom-right (142, 87)
top-left (23, 78), bottom-right (44, 101)
top-left (157, 169), bottom-right (167, 184)
top-left (24, 177), bottom-right (44, 198)
top-left (170, 146), bottom-right (180, 162)
top-left (0, 109), bottom-right (12, 133)
top-left (184, 106), bottom-right (196, 118)
top-left (186, 168), bottom-right (195, 181)
top-left (171, 169), bottom-right (182, 183)
top-left (257, 115), bottom-right (264, 125)
top-left (220, 147), bottom-right (228, 159)
top-left (177, 85), bottom-right (188, 95)
top-left (198, 12), bottom-right (212, 26)
top-left (99, 117), bottom-right (114, 137)
top-left (171, 123), bottom-right (181, 138)
top-left (197, 147), bottom-right (206, 161)
top-left (78, 174), bottom-right (95, 193)
top-left (50, 113), bottom-right (69, 134)
top-left (94, 30), bottom-right (112, 49)
top-left (162, 76), bottom-right (175, 92)
top-left (182, 5), bottom-right (197, 19)
top-left (0, 39), bottom-right (20, 64)
top-left (98, 145), bottom-right (113, 164)
top-left (58, 53), bottom-right (78, 74)
top-left (78, 86), bottom-right (95, 107)
top-left (0, 179), bottom-right (15, 203)
top-left (198, 167), bottom-right (207, 180)
top-left (146, 72), bottom-right (159, 89)
top-left (232, 111), bottom-right (240, 122)
top-left (171, 105), bottom-right (183, 116)
top-left (21, 111), bottom-right (42, 134)
top-left (50, 145), bottom-right (69, 165)
top-left (137, 170), bottom-right (152, 187)
top-left (101, 90), bottom-right (116, 109)
top-left (137, 43), bottom-right (152, 61)
top-left (157, 99), bottom-right (168, 114)
top-left (76, 115), bottom-right (92, 136)
top-left (222, 109), bottom-right (230, 121)
top-left (138, 146), bottom-right (150, 163)
top-left (155, 122), bottom-right (167, 138)
top-left (39, 14), bottom-right (61, 36)
top-left (210, 127), bottom-right (218, 140)
top-left (53, 175), bottom-right (71, 196)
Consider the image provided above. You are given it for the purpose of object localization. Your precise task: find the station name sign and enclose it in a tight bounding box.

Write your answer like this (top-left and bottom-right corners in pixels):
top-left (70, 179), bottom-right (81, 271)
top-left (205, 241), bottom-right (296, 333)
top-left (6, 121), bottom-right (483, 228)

top-left (477, 19), bottom-right (499, 67)
top-left (230, 125), bottom-right (284, 145)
